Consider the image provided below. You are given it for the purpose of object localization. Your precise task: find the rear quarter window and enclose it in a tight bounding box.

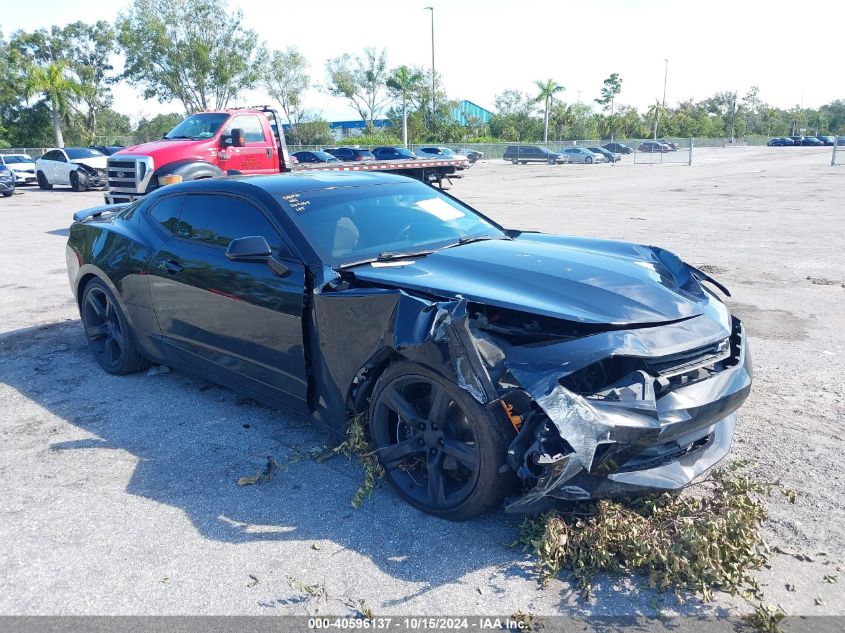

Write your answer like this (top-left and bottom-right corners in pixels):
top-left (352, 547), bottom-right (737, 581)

top-left (149, 195), bottom-right (185, 234)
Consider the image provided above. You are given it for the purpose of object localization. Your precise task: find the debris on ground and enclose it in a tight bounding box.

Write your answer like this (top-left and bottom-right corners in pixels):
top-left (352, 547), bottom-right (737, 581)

top-left (236, 456), bottom-right (286, 486)
top-left (514, 461), bottom-right (796, 629)
top-left (146, 364), bottom-right (170, 377)
top-left (331, 415), bottom-right (384, 508)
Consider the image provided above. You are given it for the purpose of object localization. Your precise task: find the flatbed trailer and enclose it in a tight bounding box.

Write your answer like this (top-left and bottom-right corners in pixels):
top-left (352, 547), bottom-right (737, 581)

top-left (104, 107), bottom-right (467, 204)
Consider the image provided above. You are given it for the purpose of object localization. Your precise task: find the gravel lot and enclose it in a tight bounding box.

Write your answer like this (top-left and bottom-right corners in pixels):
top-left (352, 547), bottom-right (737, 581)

top-left (1, 146), bottom-right (843, 620)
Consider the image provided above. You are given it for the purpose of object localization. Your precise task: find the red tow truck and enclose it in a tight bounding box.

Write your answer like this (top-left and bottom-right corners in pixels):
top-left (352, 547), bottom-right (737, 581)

top-left (104, 107), bottom-right (468, 204)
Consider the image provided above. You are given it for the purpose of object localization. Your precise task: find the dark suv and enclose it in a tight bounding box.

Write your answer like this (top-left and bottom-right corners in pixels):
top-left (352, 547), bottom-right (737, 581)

top-left (503, 145), bottom-right (565, 164)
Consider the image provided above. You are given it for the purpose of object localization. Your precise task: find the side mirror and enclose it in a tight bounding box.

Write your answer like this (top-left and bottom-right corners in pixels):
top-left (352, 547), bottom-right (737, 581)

top-left (226, 236), bottom-right (272, 260)
top-left (225, 236), bottom-right (288, 276)
top-left (231, 128), bottom-right (245, 147)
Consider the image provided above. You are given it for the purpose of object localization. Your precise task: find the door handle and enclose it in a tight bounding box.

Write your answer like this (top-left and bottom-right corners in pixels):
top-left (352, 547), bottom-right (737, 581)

top-left (161, 259), bottom-right (183, 274)
top-left (266, 148), bottom-right (272, 158)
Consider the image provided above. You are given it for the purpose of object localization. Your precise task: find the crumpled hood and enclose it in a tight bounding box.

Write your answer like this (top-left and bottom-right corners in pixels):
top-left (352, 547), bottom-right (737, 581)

top-left (71, 156), bottom-right (108, 170)
top-left (350, 234), bottom-right (710, 325)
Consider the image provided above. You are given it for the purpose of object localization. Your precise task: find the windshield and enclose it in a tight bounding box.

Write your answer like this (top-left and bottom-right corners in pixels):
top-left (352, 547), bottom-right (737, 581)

top-left (3, 155), bottom-right (33, 164)
top-left (313, 151), bottom-right (338, 161)
top-left (165, 113), bottom-right (230, 140)
top-left (66, 148), bottom-right (104, 159)
top-left (280, 182), bottom-right (505, 265)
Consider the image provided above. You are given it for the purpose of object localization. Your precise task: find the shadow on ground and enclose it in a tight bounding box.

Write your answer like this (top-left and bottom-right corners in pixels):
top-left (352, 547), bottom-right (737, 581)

top-left (0, 319), bottom-right (734, 618)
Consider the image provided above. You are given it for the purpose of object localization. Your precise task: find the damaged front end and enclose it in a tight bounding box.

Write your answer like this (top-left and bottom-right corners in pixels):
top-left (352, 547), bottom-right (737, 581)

top-left (467, 297), bottom-right (752, 513)
top-left (308, 258), bottom-right (751, 514)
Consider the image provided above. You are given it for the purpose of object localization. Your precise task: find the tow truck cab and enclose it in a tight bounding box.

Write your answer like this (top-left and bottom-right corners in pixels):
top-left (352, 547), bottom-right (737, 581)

top-left (105, 107), bottom-right (292, 204)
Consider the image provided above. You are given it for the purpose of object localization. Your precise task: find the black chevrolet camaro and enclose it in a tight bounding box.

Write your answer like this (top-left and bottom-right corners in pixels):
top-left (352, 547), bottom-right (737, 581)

top-left (66, 172), bottom-right (752, 520)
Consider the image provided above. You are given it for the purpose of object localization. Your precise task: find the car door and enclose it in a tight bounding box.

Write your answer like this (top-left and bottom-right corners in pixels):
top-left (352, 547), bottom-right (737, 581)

top-left (147, 192), bottom-right (308, 406)
top-left (218, 114), bottom-right (276, 175)
top-left (55, 150), bottom-right (73, 184)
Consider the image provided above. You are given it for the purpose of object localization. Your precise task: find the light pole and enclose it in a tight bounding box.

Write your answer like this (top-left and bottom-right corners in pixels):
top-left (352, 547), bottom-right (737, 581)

top-left (653, 58), bottom-right (668, 140)
top-left (424, 6), bottom-right (435, 128)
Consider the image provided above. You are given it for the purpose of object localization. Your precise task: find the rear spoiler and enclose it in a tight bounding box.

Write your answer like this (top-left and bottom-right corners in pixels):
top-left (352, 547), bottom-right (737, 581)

top-left (73, 203), bottom-right (128, 223)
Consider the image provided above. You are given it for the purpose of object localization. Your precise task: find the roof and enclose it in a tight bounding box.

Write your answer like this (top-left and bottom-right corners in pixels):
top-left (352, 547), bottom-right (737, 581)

top-left (157, 170), bottom-right (416, 198)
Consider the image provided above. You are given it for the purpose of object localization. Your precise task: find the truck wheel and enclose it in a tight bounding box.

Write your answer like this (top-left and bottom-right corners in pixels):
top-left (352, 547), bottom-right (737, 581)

top-left (37, 171), bottom-right (52, 190)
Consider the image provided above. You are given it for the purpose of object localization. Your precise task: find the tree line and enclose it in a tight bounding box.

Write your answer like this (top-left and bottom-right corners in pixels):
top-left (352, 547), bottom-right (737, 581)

top-left (1, 0), bottom-right (843, 150)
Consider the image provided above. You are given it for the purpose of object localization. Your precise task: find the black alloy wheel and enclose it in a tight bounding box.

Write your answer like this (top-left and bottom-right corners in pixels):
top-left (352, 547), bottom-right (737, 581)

top-left (70, 170), bottom-right (86, 192)
top-left (80, 279), bottom-right (148, 374)
top-left (369, 361), bottom-right (515, 520)
top-left (36, 171), bottom-right (52, 190)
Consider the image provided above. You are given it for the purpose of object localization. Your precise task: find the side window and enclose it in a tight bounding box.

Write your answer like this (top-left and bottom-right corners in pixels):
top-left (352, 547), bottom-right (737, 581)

top-left (148, 195), bottom-right (185, 234)
top-left (177, 194), bottom-right (293, 258)
top-left (43, 150), bottom-right (59, 161)
top-left (225, 115), bottom-right (266, 144)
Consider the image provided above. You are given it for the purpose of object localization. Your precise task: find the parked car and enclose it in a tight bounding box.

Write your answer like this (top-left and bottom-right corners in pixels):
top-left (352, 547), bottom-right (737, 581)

top-left (789, 136), bottom-right (804, 146)
top-left (372, 146), bottom-right (418, 161)
top-left (325, 147), bottom-right (376, 162)
top-left (801, 136), bottom-right (824, 146)
top-left (562, 147), bottom-right (600, 164)
top-left (89, 145), bottom-right (125, 156)
top-left (502, 145), bottom-right (565, 164)
top-left (657, 139), bottom-right (679, 151)
top-left (0, 166), bottom-right (15, 197)
top-left (638, 141), bottom-right (670, 153)
top-left (416, 146), bottom-right (454, 158)
top-left (453, 148), bottom-right (484, 163)
top-left (767, 137), bottom-right (794, 146)
top-left (587, 147), bottom-right (621, 163)
top-left (838, 137), bottom-right (845, 146)
top-left (67, 171), bottom-right (751, 519)
top-left (817, 136), bottom-right (835, 146)
top-left (292, 150), bottom-right (341, 164)
top-left (35, 147), bottom-right (108, 191)
top-left (416, 146), bottom-right (470, 170)
top-left (0, 153), bottom-right (37, 184)
top-left (603, 142), bottom-right (633, 155)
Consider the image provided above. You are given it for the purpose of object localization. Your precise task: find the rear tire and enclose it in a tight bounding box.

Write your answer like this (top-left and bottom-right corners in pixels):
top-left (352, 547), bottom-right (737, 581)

top-left (369, 361), bottom-right (516, 521)
top-left (80, 278), bottom-right (149, 375)
top-left (511, 159), bottom-right (518, 164)
top-left (37, 171), bottom-right (52, 190)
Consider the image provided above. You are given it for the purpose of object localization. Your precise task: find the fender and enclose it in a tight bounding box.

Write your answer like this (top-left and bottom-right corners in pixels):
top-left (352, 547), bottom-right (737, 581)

top-left (153, 159), bottom-right (226, 184)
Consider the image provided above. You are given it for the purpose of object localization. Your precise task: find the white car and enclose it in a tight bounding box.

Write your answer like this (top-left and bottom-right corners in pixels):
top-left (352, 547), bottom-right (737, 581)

top-left (35, 148), bottom-right (108, 191)
top-left (0, 153), bottom-right (37, 184)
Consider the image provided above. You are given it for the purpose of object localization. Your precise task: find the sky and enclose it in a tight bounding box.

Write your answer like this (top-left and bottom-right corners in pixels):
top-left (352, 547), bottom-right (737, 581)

top-left (2, 0), bottom-right (843, 123)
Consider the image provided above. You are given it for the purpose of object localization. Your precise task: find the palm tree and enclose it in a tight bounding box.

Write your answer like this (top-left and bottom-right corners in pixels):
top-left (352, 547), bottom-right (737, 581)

top-left (387, 65), bottom-right (424, 147)
top-left (25, 61), bottom-right (84, 148)
top-left (648, 99), bottom-right (668, 140)
top-left (534, 79), bottom-right (565, 144)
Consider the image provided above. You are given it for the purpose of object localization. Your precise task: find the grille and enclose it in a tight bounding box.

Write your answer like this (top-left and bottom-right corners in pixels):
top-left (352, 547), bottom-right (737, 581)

top-left (105, 155), bottom-right (154, 203)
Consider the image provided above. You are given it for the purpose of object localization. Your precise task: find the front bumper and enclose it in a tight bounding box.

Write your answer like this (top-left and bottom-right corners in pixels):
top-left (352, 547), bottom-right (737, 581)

top-left (12, 171), bottom-right (36, 183)
top-left (496, 306), bottom-right (752, 512)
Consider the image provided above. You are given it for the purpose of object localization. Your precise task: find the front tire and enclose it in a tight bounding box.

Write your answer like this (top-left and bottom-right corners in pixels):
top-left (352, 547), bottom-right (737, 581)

top-left (80, 278), bottom-right (149, 375)
top-left (37, 171), bottom-right (52, 190)
top-left (70, 170), bottom-right (87, 192)
top-left (585, 156), bottom-right (593, 164)
top-left (368, 361), bottom-right (516, 520)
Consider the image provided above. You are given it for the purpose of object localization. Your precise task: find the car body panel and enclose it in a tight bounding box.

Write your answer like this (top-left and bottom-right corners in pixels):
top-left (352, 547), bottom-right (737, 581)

top-left (349, 234), bottom-right (709, 325)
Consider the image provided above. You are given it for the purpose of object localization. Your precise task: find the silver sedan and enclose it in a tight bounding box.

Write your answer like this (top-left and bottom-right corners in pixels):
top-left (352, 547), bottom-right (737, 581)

top-left (561, 147), bottom-right (600, 164)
